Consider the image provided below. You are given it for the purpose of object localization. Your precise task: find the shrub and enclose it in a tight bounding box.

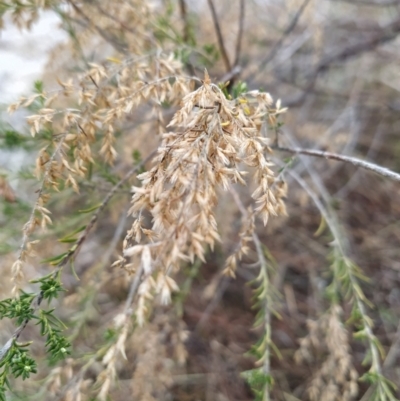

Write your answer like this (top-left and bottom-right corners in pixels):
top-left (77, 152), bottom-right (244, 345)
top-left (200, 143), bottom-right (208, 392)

top-left (1, 1), bottom-right (400, 400)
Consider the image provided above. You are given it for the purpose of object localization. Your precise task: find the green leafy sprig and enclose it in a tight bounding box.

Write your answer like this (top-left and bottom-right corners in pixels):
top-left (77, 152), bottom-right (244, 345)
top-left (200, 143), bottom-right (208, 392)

top-left (0, 273), bottom-right (70, 399)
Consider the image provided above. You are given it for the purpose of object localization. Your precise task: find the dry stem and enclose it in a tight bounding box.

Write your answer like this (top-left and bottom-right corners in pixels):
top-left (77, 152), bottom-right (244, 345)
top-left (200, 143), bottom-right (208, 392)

top-left (275, 145), bottom-right (400, 183)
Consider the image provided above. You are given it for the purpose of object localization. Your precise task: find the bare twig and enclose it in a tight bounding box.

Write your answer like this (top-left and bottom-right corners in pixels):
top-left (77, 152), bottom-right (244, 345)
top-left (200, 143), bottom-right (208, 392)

top-left (331, 0), bottom-right (400, 6)
top-left (207, 0), bottom-right (232, 72)
top-left (383, 319), bottom-right (400, 369)
top-left (257, 0), bottom-right (311, 71)
top-left (219, 65), bottom-right (242, 88)
top-left (274, 146), bottom-right (400, 183)
top-left (315, 18), bottom-right (400, 74)
top-left (92, 0), bottom-right (138, 36)
top-left (195, 275), bottom-right (230, 332)
top-left (233, 0), bottom-right (245, 67)
top-left (222, 0), bottom-right (245, 91)
top-left (178, 0), bottom-right (190, 43)
top-left (67, 0), bottom-right (128, 54)
top-left (58, 150), bottom-right (156, 269)
top-left (286, 16), bottom-right (400, 106)
top-left (124, 263), bottom-right (144, 314)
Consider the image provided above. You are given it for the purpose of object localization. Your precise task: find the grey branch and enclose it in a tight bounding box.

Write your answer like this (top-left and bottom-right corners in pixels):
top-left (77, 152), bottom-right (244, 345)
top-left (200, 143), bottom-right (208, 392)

top-left (207, 0), bottom-right (232, 72)
top-left (275, 146), bottom-right (400, 183)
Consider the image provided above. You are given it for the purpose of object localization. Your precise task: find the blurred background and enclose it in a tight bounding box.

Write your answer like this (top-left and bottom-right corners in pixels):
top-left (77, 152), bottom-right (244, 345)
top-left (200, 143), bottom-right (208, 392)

top-left (1, 0), bottom-right (400, 400)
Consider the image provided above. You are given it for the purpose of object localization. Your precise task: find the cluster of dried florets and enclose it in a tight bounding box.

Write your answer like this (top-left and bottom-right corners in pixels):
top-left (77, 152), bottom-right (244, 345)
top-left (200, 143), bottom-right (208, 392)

top-left (295, 305), bottom-right (359, 401)
top-left (7, 52), bottom-right (191, 293)
top-left (223, 208), bottom-right (255, 279)
top-left (120, 72), bottom-right (287, 322)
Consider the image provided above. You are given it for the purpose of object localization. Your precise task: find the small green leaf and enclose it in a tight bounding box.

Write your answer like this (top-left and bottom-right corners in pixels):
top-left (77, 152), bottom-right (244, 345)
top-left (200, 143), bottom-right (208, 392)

top-left (78, 203), bottom-right (102, 213)
top-left (59, 225), bottom-right (86, 242)
top-left (33, 80), bottom-right (44, 94)
top-left (41, 253), bottom-right (68, 266)
top-left (58, 237), bottom-right (77, 243)
top-left (70, 260), bottom-right (80, 281)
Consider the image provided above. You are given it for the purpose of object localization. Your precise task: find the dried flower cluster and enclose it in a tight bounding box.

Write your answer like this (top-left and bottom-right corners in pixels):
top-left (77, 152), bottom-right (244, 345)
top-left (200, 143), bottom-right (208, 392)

top-left (223, 207), bottom-right (255, 278)
top-left (7, 52), bottom-right (192, 294)
top-left (118, 71), bottom-right (287, 323)
top-left (129, 314), bottom-right (188, 401)
top-left (295, 305), bottom-right (359, 401)
top-left (3, 1), bottom-right (399, 400)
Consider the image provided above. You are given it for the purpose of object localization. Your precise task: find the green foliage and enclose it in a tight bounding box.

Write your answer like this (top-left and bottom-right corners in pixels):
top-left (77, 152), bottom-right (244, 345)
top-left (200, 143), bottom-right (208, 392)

top-left (16, 167), bottom-right (36, 181)
top-left (241, 369), bottom-right (274, 401)
top-left (0, 292), bottom-right (35, 325)
top-left (200, 43), bottom-right (219, 67)
top-left (324, 248), bottom-right (399, 400)
top-left (0, 341), bottom-right (37, 401)
top-left (154, 2), bottom-right (182, 44)
top-left (174, 47), bottom-right (195, 66)
top-left (232, 81), bottom-right (248, 99)
top-left (34, 273), bottom-right (66, 303)
top-left (9, 348), bottom-right (37, 380)
top-left (1, 129), bottom-right (26, 148)
top-left (245, 245), bottom-right (282, 400)
top-left (33, 80), bottom-right (44, 94)
top-left (37, 309), bottom-right (71, 364)
top-left (25, 81), bottom-right (46, 112)
top-left (78, 203), bottom-right (102, 214)
top-left (0, 274), bottom-right (70, 396)
top-left (103, 328), bottom-right (117, 342)
top-left (0, 243), bottom-right (13, 255)
top-left (219, 81), bottom-right (249, 100)
top-left (97, 162), bottom-right (119, 185)
top-left (1, 199), bottom-right (31, 219)
top-left (132, 149), bottom-right (142, 163)
top-left (325, 251), bottom-right (371, 305)
top-left (40, 252), bottom-right (69, 266)
top-left (360, 373), bottom-right (398, 401)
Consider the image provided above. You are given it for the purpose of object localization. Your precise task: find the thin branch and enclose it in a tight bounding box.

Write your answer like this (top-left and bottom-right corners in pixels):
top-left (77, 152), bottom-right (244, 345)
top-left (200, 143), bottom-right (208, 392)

top-left (330, 0), bottom-right (400, 6)
top-left (195, 275), bottom-right (230, 332)
top-left (258, 0), bottom-right (311, 70)
top-left (219, 65), bottom-right (242, 89)
top-left (58, 150), bottom-right (157, 269)
top-left (67, 0), bottom-right (128, 54)
top-left (383, 319), bottom-right (400, 369)
top-left (286, 16), bottom-right (400, 106)
top-left (233, 0), bottom-right (245, 67)
top-left (178, 0), bottom-right (190, 43)
top-left (222, 0), bottom-right (245, 91)
top-left (124, 263), bottom-right (144, 315)
top-left (177, 0), bottom-right (198, 76)
top-left (274, 146), bottom-right (400, 183)
top-left (315, 17), bottom-right (400, 74)
top-left (91, 0), bottom-right (138, 36)
top-left (207, 0), bottom-right (232, 72)
top-left (0, 150), bottom-right (156, 363)
top-left (55, 263), bottom-right (144, 401)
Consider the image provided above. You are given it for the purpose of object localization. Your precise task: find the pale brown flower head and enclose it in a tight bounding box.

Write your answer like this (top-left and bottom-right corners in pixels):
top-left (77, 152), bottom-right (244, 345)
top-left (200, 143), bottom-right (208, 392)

top-left (122, 73), bottom-right (287, 321)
